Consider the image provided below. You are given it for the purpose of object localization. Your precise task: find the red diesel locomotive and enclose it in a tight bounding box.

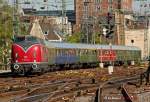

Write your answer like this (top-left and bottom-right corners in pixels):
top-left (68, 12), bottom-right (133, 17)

top-left (11, 36), bottom-right (49, 75)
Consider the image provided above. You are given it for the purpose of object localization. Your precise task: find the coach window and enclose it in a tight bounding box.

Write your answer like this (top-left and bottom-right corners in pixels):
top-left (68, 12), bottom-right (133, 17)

top-left (62, 49), bottom-right (64, 56)
top-left (79, 50), bottom-right (82, 56)
top-left (57, 49), bottom-right (59, 56)
top-left (88, 50), bottom-right (91, 55)
top-left (76, 49), bottom-right (78, 56)
top-left (90, 50), bottom-right (92, 55)
top-left (82, 50), bottom-right (84, 55)
top-left (73, 49), bottom-right (76, 55)
top-left (56, 49), bottom-right (58, 56)
top-left (80, 49), bottom-right (83, 56)
top-left (92, 50), bottom-right (94, 54)
top-left (79, 49), bottom-right (81, 56)
top-left (58, 49), bottom-right (61, 56)
top-left (65, 49), bottom-right (67, 56)
top-left (64, 49), bottom-right (66, 56)
top-left (69, 49), bottom-right (72, 55)
top-left (63, 49), bottom-right (65, 56)
top-left (85, 49), bottom-right (88, 54)
top-left (58, 49), bottom-right (62, 56)
top-left (65, 49), bottom-right (68, 56)
top-left (72, 49), bottom-right (75, 55)
top-left (83, 50), bottom-right (85, 55)
top-left (62, 49), bottom-right (65, 56)
top-left (66, 49), bottom-right (69, 56)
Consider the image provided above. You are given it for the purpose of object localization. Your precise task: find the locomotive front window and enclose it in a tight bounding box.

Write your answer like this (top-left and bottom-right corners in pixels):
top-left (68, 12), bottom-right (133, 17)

top-left (14, 36), bottom-right (38, 43)
top-left (26, 36), bottom-right (37, 42)
top-left (14, 36), bottom-right (25, 42)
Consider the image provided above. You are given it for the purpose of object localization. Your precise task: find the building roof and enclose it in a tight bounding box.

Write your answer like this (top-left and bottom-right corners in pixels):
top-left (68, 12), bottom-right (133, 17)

top-left (22, 9), bottom-right (75, 23)
top-left (29, 19), bottom-right (45, 39)
top-left (39, 22), bottom-right (63, 41)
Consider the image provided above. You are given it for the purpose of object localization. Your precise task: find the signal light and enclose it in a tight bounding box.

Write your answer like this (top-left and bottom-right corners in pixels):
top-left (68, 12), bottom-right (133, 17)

top-left (103, 25), bottom-right (115, 39)
top-left (103, 27), bottom-right (108, 36)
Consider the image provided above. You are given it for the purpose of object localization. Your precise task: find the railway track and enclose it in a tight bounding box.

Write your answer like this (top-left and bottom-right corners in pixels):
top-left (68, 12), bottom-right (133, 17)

top-left (0, 66), bottom-right (146, 102)
top-left (10, 75), bottom-right (142, 102)
top-left (11, 78), bottom-right (98, 102)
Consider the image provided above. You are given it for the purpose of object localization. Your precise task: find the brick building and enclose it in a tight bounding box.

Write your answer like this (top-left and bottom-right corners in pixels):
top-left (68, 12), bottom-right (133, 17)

top-left (75, 0), bottom-right (133, 44)
top-left (75, 0), bottom-right (132, 30)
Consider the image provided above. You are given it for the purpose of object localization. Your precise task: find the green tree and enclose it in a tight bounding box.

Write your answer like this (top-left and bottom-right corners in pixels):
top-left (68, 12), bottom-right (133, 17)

top-left (0, 0), bottom-right (13, 65)
top-left (66, 32), bottom-right (82, 43)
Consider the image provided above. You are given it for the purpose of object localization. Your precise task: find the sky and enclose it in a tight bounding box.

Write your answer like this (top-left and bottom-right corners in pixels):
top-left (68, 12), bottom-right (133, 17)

top-left (7, 0), bottom-right (150, 14)
top-left (7, 0), bottom-right (74, 10)
top-left (133, 0), bottom-right (150, 15)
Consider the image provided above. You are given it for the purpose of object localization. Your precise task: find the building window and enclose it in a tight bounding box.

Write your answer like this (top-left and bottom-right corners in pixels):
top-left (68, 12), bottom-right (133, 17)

top-left (108, 0), bottom-right (113, 3)
top-left (95, 0), bottom-right (101, 12)
top-left (108, 0), bottom-right (113, 12)
top-left (95, 0), bottom-right (101, 4)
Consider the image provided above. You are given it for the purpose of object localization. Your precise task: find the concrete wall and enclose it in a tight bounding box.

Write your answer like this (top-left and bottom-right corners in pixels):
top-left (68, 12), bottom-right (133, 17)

top-left (125, 29), bottom-right (144, 59)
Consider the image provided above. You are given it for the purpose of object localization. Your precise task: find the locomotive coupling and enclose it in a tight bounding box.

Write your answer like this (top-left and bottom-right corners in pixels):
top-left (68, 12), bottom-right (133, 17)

top-left (32, 64), bottom-right (38, 69)
top-left (14, 64), bottom-right (19, 70)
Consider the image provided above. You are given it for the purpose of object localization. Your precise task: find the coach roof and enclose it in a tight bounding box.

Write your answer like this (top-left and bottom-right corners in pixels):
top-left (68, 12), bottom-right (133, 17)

top-left (45, 41), bottom-right (141, 51)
